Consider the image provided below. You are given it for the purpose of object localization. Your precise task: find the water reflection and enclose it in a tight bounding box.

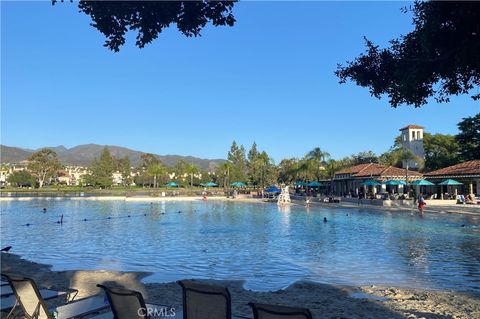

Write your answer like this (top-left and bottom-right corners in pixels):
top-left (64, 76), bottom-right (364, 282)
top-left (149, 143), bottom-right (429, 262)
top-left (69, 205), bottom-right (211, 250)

top-left (1, 199), bottom-right (479, 294)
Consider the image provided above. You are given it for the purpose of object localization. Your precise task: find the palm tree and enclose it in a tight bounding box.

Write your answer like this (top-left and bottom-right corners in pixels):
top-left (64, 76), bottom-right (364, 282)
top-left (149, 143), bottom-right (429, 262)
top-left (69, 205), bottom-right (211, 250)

top-left (398, 148), bottom-right (424, 197)
top-left (185, 163), bottom-right (199, 187)
top-left (218, 161), bottom-right (232, 190)
top-left (147, 163), bottom-right (165, 188)
top-left (306, 147), bottom-right (331, 180)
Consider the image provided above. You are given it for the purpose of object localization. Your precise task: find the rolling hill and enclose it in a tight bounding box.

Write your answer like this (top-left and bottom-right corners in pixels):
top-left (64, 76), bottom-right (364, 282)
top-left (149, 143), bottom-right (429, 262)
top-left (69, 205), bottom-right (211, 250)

top-left (0, 144), bottom-right (224, 171)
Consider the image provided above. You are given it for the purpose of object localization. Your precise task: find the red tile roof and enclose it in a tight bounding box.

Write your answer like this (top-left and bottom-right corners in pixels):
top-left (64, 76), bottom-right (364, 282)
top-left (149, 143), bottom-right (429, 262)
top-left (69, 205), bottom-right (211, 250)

top-left (335, 163), bottom-right (422, 178)
top-left (399, 124), bottom-right (424, 131)
top-left (335, 163), bottom-right (373, 175)
top-left (424, 160), bottom-right (480, 177)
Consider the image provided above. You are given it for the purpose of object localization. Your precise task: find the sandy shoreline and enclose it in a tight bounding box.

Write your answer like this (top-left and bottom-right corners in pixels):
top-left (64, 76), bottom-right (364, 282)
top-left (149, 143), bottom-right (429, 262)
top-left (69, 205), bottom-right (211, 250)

top-left (1, 253), bottom-right (479, 319)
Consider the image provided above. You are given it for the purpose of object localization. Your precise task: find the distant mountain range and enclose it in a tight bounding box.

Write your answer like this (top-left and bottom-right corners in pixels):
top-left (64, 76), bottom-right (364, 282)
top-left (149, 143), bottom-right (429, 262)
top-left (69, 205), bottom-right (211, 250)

top-left (0, 144), bottom-right (225, 171)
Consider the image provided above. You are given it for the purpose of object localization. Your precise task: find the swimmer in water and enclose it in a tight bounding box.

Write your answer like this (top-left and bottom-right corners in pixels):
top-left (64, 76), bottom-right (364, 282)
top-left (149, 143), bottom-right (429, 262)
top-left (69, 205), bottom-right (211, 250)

top-left (323, 217), bottom-right (328, 223)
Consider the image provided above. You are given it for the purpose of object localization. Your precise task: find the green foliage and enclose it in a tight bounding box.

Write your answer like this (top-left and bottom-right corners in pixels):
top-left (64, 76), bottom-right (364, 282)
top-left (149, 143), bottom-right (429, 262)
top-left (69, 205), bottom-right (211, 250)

top-left (456, 113), bottom-right (480, 161)
top-left (185, 163), bottom-right (200, 187)
top-left (7, 170), bottom-right (36, 187)
top-left (350, 151), bottom-right (378, 165)
top-left (117, 156), bottom-right (132, 186)
top-left (54, 1), bottom-right (237, 52)
top-left (27, 149), bottom-right (62, 188)
top-left (423, 133), bottom-right (459, 171)
top-left (147, 163), bottom-right (166, 188)
top-left (141, 153), bottom-right (160, 168)
top-left (216, 161), bottom-right (233, 189)
top-left (306, 147), bottom-right (331, 180)
top-left (87, 147), bottom-right (115, 188)
top-left (247, 142), bottom-right (260, 186)
top-left (336, 1), bottom-right (480, 107)
top-left (227, 141), bottom-right (247, 182)
top-left (277, 158), bottom-right (300, 184)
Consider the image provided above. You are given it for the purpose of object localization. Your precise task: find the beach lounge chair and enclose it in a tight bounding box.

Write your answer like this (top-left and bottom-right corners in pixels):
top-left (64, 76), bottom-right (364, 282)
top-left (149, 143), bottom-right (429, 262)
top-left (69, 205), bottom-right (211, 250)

top-left (177, 280), bottom-right (232, 319)
top-left (248, 303), bottom-right (312, 319)
top-left (2, 273), bottom-right (108, 319)
top-left (96, 284), bottom-right (175, 319)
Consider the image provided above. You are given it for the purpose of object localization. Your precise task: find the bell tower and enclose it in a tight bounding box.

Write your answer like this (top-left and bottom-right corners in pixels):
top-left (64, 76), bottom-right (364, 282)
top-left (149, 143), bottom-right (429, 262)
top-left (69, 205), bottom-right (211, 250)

top-left (399, 125), bottom-right (425, 170)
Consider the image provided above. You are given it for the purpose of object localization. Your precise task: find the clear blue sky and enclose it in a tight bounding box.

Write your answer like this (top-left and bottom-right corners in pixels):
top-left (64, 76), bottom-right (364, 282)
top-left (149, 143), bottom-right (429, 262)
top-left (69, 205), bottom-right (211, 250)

top-left (2, 1), bottom-right (479, 162)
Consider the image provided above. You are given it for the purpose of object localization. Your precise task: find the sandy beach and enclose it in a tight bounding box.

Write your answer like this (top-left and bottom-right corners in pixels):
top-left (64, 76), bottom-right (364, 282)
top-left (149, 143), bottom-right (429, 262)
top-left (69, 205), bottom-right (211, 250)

top-left (1, 253), bottom-right (479, 319)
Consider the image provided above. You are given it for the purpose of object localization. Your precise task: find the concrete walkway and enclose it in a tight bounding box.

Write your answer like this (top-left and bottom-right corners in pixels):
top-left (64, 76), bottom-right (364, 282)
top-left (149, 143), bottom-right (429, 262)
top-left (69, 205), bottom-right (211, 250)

top-left (292, 198), bottom-right (480, 216)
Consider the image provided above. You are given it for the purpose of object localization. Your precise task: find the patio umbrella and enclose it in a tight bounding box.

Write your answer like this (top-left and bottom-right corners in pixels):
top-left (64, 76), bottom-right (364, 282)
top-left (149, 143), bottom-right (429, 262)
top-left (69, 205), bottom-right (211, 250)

top-left (307, 181), bottom-right (322, 187)
top-left (205, 182), bottom-right (218, 187)
top-left (384, 180), bottom-right (407, 186)
top-left (231, 181), bottom-right (246, 187)
top-left (295, 181), bottom-right (307, 187)
top-left (165, 181), bottom-right (179, 187)
top-left (265, 186), bottom-right (281, 193)
top-left (438, 179), bottom-right (463, 198)
top-left (361, 180), bottom-right (381, 186)
top-left (438, 179), bottom-right (463, 185)
top-left (411, 180), bottom-right (435, 186)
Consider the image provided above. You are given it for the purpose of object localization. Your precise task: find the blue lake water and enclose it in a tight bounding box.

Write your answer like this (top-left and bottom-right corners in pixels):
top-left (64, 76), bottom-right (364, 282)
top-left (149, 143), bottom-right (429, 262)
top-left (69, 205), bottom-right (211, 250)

top-left (1, 199), bottom-right (479, 294)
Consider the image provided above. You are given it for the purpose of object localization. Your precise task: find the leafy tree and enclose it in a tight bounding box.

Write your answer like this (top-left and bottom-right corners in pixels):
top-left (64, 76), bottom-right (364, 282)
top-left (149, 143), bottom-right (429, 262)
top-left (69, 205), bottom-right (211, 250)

top-left (87, 147), bottom-right (115, 188)
top-left (140, 153), bottom-right (160, 168)
top-left (27, 149), bottom-right (62, 188)
top-left (456, 112), bottom-right (480, 161)
top-left (350, 151), bottom-right (378, 165)
top-left (53, 1), bottom-right (237, 52)
top-left (306, 147), bottom-right (330, 181)
top-left (297, 158), bottom-right (316, 182)
top-left (423, 133), bottom-right (459, 171)
top-left (257, 151), bottom-right (276, 190)
top-left (277, 158), bottom-right (300, 184)
top-left (227, 141), bottom-right (247, 182)
top-left (118, 156), bottom-right (132, 186)
top-left (247, 142), bottom-right (260, 187)
top-left (7, 170), bottom-right (36, 187)
top-left (336, 1), bottom-right (480, 107)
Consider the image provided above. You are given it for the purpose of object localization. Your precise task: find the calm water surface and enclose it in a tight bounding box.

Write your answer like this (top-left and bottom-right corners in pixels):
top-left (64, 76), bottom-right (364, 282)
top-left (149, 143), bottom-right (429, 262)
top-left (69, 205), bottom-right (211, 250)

top-left (1, 199), bottom-right (479, 294)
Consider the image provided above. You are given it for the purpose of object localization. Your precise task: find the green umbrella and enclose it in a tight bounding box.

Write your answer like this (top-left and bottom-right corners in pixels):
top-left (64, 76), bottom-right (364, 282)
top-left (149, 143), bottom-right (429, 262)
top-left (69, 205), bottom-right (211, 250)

top-left (438, 179), bottom-right (463, 185)
top-left (361, 180), bottom-right (381, 186)
top-left (411, 180), bottom-right (435, 186)
top-left (384, 180), bottom-right (407, 186)
top-left (231, 181), bottom-right (246, 187)
top-left (166, 181), bottom-right (179, 187)
top-left (295, 181), bottom-right (307, 186)
top-left (205, 182), bottom-right (218, 187)
top-left (307, 181), bottom-right (322, 187)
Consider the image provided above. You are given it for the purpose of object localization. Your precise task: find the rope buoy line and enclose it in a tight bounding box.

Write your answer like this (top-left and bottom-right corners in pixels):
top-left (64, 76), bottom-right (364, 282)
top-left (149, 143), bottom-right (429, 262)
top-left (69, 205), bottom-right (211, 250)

top-left (0, 210), bottom-right (181, 228)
